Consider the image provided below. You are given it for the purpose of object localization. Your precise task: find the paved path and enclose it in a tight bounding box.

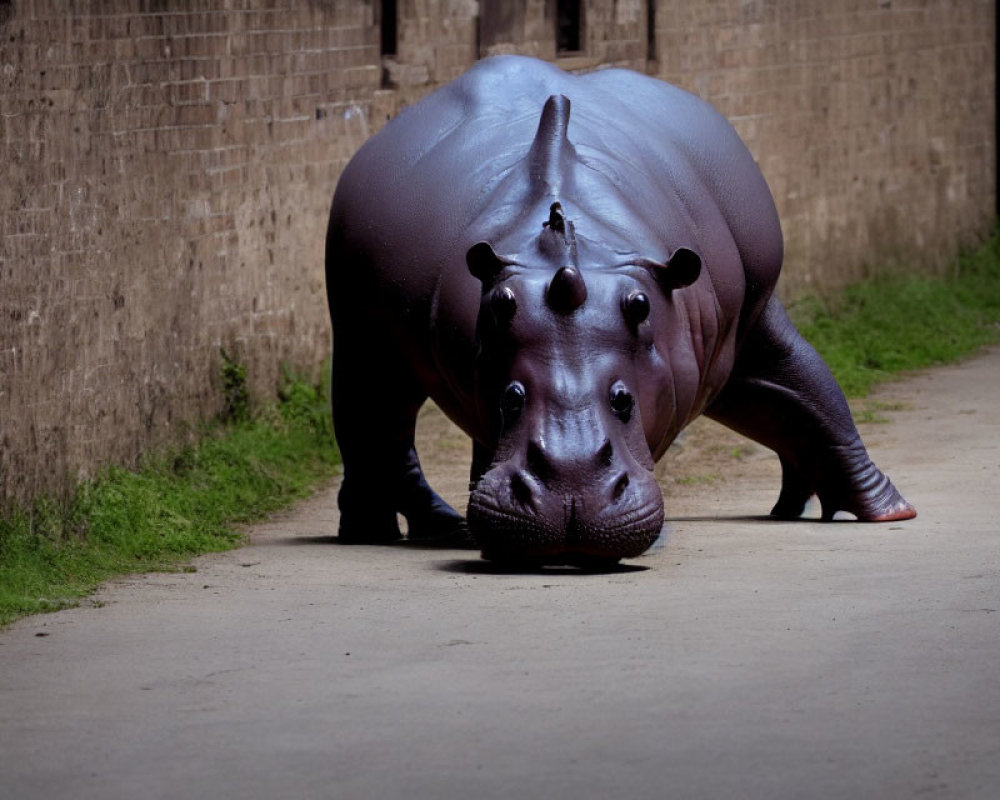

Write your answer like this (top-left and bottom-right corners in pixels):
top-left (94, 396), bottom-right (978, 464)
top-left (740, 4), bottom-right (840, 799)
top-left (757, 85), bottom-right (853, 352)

top-left (2, 350), bottom-right (998, 800)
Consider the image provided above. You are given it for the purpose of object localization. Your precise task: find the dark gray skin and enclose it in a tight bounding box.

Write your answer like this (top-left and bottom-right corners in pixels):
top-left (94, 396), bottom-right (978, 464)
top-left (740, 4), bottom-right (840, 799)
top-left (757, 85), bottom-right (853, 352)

top-left (326, 55), bottom-right (915, 564)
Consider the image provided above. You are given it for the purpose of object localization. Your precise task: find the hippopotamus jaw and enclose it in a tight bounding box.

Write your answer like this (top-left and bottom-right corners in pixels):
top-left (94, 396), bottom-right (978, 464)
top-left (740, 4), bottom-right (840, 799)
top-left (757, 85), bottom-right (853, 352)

top-left (467, 490), bottom-right (665, 563)
top-left (466, 462), bottom-right (665, 563)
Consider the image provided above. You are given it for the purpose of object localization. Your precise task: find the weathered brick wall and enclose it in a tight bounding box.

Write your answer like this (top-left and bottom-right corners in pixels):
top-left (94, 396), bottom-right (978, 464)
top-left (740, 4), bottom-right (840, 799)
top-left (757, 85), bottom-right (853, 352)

top-left (1, 0), bottom-right (995, 506)
top-left (1, 0), bottom-right (382, 505)
top-left (478, 0), bottom-right (558, 60)
top-left (583, 0), bottom-right (647, 67)
top-left (479, 0), bottom-right (647, 68)
top-left (653, 0), bottom-right (996, 297)
top-left (384, 0), bottom-right (478, 88)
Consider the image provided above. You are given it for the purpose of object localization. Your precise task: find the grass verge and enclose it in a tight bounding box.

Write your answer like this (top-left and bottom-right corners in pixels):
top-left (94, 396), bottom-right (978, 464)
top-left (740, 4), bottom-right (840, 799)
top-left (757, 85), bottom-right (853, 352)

top-left (0, 364), bottom-right (339, 627)
top-left (789, 230), bottom-right (1000, 397)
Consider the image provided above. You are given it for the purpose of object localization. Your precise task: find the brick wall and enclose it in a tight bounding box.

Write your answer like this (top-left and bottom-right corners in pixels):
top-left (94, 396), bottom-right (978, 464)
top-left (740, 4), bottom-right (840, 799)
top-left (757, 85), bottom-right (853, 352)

top-left (653, 0), bottom-right (996, 296)
top-left (384, 0), bottom-right (478, 88)
top-left (1, 0), bottom-right (382, 505)
top-left (1, 0), bottom-right (995, 506)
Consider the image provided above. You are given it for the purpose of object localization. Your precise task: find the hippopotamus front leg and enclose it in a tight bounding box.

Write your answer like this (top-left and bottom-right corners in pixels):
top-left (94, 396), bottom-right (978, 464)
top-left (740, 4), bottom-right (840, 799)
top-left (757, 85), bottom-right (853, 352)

top-left (331, 341), bottom-right (467, 543)
top-left (706, 296), bottom-right (916, 522)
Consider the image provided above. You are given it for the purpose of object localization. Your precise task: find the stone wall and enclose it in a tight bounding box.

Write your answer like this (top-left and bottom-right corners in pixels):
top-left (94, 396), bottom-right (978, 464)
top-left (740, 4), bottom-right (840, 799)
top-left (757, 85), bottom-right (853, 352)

top-left (1, 0), bottom-right (995, 506)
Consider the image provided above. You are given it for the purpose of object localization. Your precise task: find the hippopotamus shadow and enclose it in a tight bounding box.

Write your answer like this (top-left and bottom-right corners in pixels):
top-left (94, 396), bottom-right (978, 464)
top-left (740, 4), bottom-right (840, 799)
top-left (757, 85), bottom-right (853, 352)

top-left (435, 558), bottom-right (649, 576)
top-left (286, 533), bottom-right (645, 574)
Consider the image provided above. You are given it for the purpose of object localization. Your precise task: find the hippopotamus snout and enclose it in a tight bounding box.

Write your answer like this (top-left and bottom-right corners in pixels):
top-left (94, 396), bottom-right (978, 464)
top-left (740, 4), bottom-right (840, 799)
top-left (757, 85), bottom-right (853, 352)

top-left (467, 427), bottom-right (665, 563)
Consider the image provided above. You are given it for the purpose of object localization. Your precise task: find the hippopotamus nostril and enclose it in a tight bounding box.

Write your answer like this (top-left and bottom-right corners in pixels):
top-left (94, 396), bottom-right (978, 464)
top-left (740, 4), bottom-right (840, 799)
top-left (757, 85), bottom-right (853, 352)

top-left (525, 439), bottom-right (554, 483)
top-left (510, 471), bottom-right (536, 508)
top-left (596, 439), bottom-right (614, 469)
top-left (612, 472), bottom-right (630, 502)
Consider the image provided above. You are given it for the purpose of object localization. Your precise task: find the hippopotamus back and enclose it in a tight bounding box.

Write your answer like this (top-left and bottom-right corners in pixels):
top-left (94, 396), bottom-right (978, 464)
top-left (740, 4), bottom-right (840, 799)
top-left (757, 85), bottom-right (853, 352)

top-left (328, 57), bottom-right (780, 433)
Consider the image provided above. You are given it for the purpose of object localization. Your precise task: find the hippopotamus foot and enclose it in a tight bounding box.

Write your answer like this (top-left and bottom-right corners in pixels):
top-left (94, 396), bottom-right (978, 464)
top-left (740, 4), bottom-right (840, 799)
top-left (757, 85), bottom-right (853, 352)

top-left (336, 509), bottom-right (403, 544)
top-left (331, 342), bottom-right (470, 544)
top-left (401, 493), bottom-right (472, 545)
top-left (335, 474), bottom-right (406, 543)
top-left (770, 448), bottom-right (917, 522)
top-left (337, 476), bottom-right (470, 544)
top-left (337, 504), bottom-right (468, 545)
top-left (707, 296), bottom-right (916, 523)
top-left (336, 446), bottom-right (470, 544)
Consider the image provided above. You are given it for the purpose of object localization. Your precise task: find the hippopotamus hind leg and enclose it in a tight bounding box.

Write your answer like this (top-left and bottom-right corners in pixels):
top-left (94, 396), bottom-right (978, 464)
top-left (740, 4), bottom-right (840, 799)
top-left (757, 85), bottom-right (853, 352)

top-left (706, 296), bottom-right (916, 522)
top-left (332, 343), bottom-right (467, 543)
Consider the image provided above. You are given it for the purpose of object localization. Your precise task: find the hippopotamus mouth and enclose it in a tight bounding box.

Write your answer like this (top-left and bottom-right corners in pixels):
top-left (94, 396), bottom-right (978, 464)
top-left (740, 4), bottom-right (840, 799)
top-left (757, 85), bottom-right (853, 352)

top-left (466, 471), bottom-right (665, 564)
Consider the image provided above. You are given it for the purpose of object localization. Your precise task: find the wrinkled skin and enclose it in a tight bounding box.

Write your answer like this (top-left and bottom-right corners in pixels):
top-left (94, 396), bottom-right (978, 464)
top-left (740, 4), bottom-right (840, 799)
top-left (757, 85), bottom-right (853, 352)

top-left (325, 56), bottom-right (915, 564)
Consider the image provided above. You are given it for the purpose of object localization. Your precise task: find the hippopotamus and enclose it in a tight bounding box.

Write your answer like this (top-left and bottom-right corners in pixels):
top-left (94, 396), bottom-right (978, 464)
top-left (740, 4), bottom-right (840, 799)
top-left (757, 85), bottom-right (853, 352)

top-left (325, 55), bottom-right (915, 564)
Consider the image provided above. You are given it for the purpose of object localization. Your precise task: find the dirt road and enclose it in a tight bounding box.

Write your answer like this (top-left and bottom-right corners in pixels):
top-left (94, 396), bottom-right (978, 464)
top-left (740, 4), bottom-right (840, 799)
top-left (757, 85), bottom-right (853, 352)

top-left (2, 349), bottom-right (998, 799)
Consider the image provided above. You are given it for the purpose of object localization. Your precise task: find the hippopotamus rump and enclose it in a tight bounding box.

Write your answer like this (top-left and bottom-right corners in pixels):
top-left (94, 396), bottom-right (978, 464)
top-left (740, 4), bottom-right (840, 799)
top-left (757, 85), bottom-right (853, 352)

top-left (325, 55), bottom-right (915, 564)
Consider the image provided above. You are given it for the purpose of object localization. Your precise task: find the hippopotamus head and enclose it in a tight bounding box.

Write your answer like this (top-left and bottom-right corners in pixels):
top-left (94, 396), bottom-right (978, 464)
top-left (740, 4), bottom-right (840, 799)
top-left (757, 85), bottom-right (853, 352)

top-left (465, 202), bottom-right (702, 564)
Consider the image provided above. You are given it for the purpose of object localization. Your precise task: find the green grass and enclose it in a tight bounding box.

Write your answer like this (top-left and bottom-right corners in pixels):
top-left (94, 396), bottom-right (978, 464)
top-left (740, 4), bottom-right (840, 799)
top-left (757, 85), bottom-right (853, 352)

top-left (0, 364), bottom-right (339, 627)
top-left (790, 229), bottom-right (1000, 397)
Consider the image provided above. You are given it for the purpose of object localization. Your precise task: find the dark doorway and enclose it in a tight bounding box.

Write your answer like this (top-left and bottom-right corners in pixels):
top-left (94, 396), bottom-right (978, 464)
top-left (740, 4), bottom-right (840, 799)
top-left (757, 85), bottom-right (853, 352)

top-left (557, 0), bottom-right (581, 53)
top-left (380, 0), bottom-right (397, 57)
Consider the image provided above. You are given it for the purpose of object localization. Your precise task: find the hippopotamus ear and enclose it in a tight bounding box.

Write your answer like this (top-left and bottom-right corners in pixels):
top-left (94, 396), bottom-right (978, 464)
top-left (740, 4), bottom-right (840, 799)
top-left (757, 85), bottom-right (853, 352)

top-left (466, 241), bottom-right (511, 285)
top-left (640, 247), bottom-right (702, 292)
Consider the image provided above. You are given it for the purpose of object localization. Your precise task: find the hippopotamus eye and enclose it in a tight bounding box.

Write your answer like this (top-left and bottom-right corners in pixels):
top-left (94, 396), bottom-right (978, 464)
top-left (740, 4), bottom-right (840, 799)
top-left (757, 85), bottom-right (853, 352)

top-left (609, 382), bottom-right (634, 422)
top-left (622, 290), bottom-right (650, 328)
top-left (500, 381), bottom-right (526, 428)
top-left (490, 286), bottom-right (517, 324)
